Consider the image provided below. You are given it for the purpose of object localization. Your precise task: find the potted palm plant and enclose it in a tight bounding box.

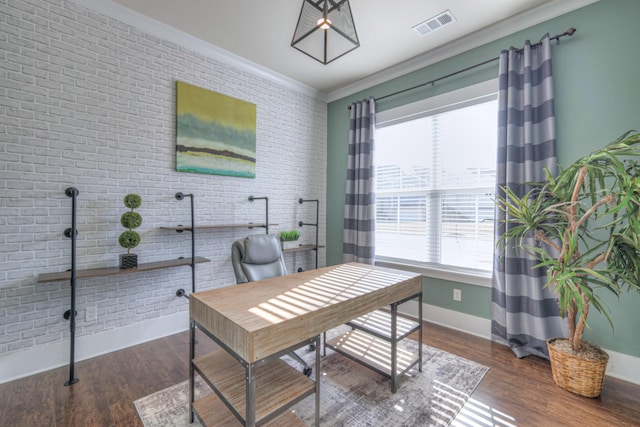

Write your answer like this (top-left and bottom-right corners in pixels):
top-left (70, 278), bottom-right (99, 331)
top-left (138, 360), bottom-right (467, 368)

top-left (119, 194), bottom-right (142, 269)
top-left (496, 131), bottom-right (640, 397)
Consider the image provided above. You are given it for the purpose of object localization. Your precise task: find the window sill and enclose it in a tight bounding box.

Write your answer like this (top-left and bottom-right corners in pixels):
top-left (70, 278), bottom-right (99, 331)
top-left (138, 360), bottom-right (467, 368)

top-left (375, 260), bottom-right (492, 288)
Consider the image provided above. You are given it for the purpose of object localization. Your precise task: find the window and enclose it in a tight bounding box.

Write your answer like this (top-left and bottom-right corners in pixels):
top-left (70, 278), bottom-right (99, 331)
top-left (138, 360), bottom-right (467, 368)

top-left (374, 80), bottom-right (497, 278)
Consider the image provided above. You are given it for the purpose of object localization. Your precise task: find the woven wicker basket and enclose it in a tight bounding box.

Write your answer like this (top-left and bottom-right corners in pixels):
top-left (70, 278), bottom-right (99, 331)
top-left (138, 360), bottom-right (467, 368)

top-left (547, 338), bottom-right (609, 398)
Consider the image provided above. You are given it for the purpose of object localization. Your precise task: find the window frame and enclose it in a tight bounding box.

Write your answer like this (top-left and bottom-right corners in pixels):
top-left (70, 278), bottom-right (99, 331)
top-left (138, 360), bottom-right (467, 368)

top-left (374, 79), bottom-right (498, 287)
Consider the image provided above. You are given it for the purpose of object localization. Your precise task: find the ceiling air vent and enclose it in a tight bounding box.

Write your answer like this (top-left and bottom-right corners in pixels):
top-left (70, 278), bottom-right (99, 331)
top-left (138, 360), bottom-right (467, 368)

top-left (412, 10), bottom-right (456, 37)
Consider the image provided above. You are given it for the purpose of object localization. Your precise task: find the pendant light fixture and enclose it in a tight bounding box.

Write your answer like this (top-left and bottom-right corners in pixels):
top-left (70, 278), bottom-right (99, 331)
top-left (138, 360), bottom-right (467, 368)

top-left (291, 0), bottom-right (359, 65)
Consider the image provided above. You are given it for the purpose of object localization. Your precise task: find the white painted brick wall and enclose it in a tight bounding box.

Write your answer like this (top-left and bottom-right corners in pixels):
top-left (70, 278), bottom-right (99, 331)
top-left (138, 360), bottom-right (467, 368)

top-left (0, 0), bottom-right (327, 358)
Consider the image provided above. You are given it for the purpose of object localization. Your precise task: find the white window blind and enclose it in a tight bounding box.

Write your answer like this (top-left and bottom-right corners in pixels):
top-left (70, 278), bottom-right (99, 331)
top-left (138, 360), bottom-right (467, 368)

top-left (374, 80), bottom-right (497, 274)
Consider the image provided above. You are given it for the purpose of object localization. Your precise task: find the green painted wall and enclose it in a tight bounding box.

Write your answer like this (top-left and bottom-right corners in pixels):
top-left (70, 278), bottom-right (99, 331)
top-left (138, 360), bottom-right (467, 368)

top-left (423, 278), bottom-right (491, 319)
top-left (326, 0), bottom-right (640, 357)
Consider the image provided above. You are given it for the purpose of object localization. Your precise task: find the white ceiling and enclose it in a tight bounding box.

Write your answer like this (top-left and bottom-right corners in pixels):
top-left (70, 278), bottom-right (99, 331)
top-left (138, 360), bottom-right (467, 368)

top-left (86, 0), bottom-right (594, 100)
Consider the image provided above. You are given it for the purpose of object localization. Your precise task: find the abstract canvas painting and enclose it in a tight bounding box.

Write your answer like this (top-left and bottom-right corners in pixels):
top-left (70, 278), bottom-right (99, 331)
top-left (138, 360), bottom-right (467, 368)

top-left (176, 81), bottom-right (256, 178)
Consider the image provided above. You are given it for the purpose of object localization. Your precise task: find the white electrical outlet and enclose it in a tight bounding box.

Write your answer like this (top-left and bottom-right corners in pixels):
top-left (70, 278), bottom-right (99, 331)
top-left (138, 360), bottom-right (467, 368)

top-left (86, 306), bottom-right (97, 322)
top-left (453, 289), bottom-right (462, 302)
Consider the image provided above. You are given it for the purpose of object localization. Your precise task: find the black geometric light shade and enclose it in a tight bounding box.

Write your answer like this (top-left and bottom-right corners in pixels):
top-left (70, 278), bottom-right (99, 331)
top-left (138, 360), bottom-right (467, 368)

top-left (291, 0), bottom-right (359, 65)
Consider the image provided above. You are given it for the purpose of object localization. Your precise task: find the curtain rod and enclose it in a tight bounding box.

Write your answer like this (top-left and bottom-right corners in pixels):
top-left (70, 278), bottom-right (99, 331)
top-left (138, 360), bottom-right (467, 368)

top-left (347, 27), bottom-right (576, 109)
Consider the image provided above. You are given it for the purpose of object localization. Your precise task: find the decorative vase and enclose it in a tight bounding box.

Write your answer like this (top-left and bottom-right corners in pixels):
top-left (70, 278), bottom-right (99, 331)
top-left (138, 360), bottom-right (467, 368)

top-left (119, 253), bottom-right (138, 269)
top-left (547, 338), bottom-right (609, 398)
top-left (281, 240), bottom-right (299, 250)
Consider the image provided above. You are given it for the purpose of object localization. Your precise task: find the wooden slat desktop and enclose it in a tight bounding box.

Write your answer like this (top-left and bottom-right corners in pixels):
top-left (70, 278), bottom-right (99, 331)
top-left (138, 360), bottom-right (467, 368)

top-left (189, 262), bottom-right (422, 426)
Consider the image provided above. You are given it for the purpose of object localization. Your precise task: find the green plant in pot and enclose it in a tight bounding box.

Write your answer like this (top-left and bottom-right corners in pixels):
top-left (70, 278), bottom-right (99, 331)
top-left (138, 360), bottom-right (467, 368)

top-left (119, 194), bottom-right (142, 269)
top-left (496, 131), bottom-right (640, 397)
top-left (279, 229), bottom-right (300, 250)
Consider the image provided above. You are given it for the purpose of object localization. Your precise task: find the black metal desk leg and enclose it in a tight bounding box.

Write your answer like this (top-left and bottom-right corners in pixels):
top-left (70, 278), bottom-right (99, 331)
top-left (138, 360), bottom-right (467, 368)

top-left (189, 320), bottom-right (196, 423)
top-left (315, 335), bottom-right (321, 426)
top-left (391, 302), bottom-right (398, 393)
top-left (419, 292), bottom-right (423, 372)
top-left (246, 363), bottom-right (256, 426)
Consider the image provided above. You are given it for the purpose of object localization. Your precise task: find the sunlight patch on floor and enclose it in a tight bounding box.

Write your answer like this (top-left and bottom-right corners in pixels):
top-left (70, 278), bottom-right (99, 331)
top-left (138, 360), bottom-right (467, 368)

top-left (451, 397), bottom-right (518, 427)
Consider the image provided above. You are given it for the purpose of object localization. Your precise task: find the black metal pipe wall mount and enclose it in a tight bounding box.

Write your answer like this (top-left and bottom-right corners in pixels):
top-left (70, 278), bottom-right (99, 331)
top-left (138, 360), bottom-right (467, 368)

top-left (248, 195), bottom-right (269, 234)
top-left (298, 198), bottom-right (320, 271)
top-left (174, 192), bottom-right (195, 299)
top-left (63, 187), bottom-right (80, 386)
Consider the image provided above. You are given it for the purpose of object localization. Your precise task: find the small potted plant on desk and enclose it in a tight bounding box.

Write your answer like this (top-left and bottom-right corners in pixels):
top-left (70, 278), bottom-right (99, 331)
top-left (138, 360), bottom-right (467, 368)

top-left (496, 131), bottom-right (640, 397)
top-left (279, 230), bottom-right (300, 251)
top-left (119, 194), bottom-right (142, 269)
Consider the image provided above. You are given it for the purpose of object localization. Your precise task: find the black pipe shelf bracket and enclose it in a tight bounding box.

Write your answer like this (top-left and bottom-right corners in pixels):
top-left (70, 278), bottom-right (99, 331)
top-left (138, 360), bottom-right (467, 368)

top-left (174, 192), bottom-right (196, 299)
top-left (248, 195), bottom-right (270, 235)
top-left (298, 198), bottom-right (320, 272)
top-left (171, 194), bottom-right (269, 298)
top-left (63, 187), bottom-right (80, 386)
top-left (37, 189), bottom-right (209, 385)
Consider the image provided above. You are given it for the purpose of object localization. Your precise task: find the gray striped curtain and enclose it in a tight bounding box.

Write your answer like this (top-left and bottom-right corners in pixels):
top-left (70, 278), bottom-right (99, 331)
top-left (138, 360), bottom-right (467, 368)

top-left (492, 35), bottom-right (567, 359)
top-left (343, 98), bottom-right (376, 264)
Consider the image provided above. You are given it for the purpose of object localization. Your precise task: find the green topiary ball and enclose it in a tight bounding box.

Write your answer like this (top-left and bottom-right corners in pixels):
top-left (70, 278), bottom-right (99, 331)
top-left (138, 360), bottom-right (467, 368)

top-left (124, 194), bottom-right (142, 209)
top-left (119, 194), bottom-right (142, 256)
top-left (121, 211), bottom-right (142, 229)
top-left (119, 230), bottom-right (140, 250)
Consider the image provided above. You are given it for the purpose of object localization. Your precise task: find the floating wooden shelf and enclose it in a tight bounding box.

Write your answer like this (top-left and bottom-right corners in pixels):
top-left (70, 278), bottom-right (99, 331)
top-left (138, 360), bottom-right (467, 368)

top-left (159, 223), bottom-right (279, 231)
top-left (37, 256), bottom-right (210, 283)
top-left (282, 244), bottom-right (325, 254)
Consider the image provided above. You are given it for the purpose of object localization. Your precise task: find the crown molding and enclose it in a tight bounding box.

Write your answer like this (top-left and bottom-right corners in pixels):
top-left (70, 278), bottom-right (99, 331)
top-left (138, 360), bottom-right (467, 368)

top-left (70, 0), bottom-right (598, 105)
top-left (71, 0), bottom-right (325, 101)
top-left (326, 0), bottom-right (599, 103)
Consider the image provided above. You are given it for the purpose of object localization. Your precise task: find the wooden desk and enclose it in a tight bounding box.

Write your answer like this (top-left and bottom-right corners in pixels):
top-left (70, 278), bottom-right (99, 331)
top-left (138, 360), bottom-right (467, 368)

top-left (189, 262), bottom-right (422, 426)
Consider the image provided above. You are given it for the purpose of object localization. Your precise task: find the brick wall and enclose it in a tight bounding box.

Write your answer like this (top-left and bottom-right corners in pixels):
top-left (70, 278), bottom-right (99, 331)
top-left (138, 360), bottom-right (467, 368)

top-left (0, 0), bottom-right (327, 368)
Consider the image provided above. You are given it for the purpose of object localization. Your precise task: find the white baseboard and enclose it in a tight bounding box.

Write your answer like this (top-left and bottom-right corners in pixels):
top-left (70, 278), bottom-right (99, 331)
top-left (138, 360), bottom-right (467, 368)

top-left (604, 349), bottom-right (640, 385)
top-left (3, 303), bottom-right (639, 386)
top-left (399, 300), bottom-right (492, 340)
top-left (399, 301), bottom-right (640, 386)
top-left (0, 311), bottom-right (189, 384)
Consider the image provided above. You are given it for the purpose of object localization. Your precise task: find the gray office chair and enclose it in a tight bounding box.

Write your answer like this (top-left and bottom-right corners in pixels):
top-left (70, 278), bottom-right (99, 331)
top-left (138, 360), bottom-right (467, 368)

top-left (231, 234), bottom-right (312, 376)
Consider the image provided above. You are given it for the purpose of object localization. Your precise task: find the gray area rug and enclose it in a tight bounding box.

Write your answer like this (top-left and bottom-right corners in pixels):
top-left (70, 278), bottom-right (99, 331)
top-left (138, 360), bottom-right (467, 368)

top-left (135, 332), bottom-right (488, 427)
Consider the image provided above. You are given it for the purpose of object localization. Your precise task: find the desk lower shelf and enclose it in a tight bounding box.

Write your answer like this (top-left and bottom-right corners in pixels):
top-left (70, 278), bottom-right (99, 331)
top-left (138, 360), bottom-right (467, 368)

top-left (193, 394), bottom-right (305, 427)
top-left (325, 329), bottom-right (421, 378)
top-left (193, 349), bottom-right (314, 425)
top-left (346, 309), bottom-right (421, 340)
top-left (37, 256), bottom-right (210, 283)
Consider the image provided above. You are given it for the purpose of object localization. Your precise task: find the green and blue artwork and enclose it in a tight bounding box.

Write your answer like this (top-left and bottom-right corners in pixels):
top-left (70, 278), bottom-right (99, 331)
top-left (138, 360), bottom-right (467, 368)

top-left (176, 81), bottom-right (256, 178)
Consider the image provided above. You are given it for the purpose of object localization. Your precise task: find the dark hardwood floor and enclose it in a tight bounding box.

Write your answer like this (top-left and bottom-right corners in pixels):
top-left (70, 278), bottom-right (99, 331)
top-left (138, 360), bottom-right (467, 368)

top-left (1, 322), bottom-right (639, 427)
